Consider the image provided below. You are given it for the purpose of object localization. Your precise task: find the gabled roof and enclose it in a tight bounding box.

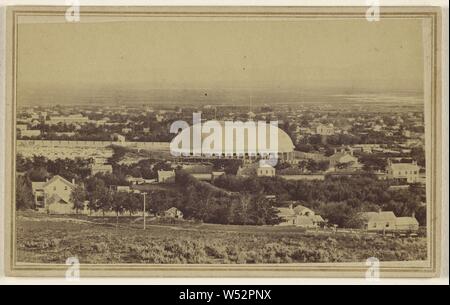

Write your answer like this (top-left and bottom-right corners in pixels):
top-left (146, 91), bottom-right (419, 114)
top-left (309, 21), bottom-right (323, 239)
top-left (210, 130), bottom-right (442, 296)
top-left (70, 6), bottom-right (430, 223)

top-left (47, 193), bottom-right (69, 205)
top-left (389, 163), bottom-right (420, 171)
top-left (166, 207), bottom-right (182, 213)
top-left (312, 215), bottom-right (325, 222)
top-left (42, 175), bottom-right (75, 189)
top-left (293, 205), bottom-right (314, 215)
top-left (362, 211), bottom-right (397, 222)
top-left (329, 152), bottom-right (357, 162)
top-left (395, 217), bottom-right (419, 225)
top-left (276, 207), bottom-right (295, 218)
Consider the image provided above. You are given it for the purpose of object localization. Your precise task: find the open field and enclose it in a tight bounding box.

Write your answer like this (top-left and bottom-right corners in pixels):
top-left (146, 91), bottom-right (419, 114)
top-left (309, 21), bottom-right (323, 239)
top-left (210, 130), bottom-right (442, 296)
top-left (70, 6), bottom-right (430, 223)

top-left (16, 212), bottom-right (427, 264)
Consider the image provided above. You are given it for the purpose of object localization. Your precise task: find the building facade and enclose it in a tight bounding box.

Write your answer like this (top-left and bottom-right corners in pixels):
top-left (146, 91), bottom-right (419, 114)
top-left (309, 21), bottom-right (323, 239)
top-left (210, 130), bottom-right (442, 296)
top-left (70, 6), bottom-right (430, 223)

top-left (31, 175), bottom-right (77, 214)
top-left (387, 161), bottom-right (421, 183)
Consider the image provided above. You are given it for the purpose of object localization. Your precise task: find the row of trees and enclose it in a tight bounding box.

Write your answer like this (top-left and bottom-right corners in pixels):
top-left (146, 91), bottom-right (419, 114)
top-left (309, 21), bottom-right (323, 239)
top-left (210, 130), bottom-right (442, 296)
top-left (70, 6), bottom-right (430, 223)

top-left (17, 155), bottom-right (93, 181)
top-left (74, 170), bottom-right (282, 226)
top-left (72, 179), bottom-right (143, 217)
top-left (175, 170), bottom-right (281, 225)
top-left (212, 174), bottom-right (426, 227)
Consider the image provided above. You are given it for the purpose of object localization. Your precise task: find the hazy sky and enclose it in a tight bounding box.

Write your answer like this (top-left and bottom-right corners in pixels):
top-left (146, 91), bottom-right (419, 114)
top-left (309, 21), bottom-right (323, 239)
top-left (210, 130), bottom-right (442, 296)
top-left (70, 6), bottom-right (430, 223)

top-left (17, 18), bottom-right (424, 105)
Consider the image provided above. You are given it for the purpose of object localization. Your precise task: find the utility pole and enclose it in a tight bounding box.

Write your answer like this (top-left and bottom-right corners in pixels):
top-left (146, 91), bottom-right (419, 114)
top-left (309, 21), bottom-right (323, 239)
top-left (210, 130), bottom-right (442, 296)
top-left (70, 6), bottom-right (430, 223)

top-left (142, 192), bottom-right (148, 230)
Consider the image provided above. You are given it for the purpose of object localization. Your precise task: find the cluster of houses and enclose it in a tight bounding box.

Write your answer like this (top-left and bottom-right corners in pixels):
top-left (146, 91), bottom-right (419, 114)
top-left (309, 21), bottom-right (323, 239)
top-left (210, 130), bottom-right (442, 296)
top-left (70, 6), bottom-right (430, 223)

top-left (17, 105), bottom-right (173, 143)
top-left (274, 203), bottom-right (419, 232)
top-left (231, 148), bottom-right (423, 185)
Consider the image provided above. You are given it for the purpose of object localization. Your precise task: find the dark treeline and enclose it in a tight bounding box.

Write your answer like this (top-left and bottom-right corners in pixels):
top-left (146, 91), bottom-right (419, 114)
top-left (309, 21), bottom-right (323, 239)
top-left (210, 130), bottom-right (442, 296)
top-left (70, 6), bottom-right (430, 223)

top-left (16, 155), bottom-right (93, 182)
top-left (174, 171), bottom-right (281, 225)
top-left (213, 174), bottom-right (426, 227)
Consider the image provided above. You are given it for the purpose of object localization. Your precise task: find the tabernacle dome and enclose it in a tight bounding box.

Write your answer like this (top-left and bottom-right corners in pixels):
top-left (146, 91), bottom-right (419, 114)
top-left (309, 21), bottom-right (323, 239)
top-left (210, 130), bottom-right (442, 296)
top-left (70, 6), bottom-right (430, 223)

top-left (170, 121), bottom-right (295, 162)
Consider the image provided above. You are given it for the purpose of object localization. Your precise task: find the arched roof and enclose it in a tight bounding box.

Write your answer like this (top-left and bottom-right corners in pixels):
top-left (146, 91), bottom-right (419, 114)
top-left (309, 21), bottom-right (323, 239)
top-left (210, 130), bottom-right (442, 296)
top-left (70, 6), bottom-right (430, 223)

top-left (171, 121), bottom-right (294, 156)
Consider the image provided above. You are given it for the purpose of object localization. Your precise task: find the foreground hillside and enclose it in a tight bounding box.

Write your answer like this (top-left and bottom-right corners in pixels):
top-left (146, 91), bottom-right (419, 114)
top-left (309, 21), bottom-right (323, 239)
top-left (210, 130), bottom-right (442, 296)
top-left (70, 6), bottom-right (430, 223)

top-left (16, 212), bottom-right (427, 264)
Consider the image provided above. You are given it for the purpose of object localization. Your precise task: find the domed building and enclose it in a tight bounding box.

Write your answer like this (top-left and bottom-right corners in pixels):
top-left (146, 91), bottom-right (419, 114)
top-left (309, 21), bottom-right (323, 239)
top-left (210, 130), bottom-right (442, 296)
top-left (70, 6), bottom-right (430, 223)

top-left (170, 121), bottom-right (295, 162)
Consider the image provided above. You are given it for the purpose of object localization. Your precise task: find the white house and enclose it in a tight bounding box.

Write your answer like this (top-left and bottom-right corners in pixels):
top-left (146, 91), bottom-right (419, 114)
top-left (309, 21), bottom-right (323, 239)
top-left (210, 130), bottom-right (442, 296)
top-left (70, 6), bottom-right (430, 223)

top-left (276, 204), bottom-right (325, 228)
top-left (158, 170), bottom-right (176, 183)
top-left (163, 207), bottom-right (184, 219)
top-left (31, 175), bottom-right (77, 214)
top-left (361, 211), bottom-right (397, 231)
top-left (387, 160), bottom-right (421, 183)
top-left (257, 163), bottom-right (276, 177)
top-left (329, 151), bottom-right (361, 170)
top-left (361, 211), bottom-right (419, 232)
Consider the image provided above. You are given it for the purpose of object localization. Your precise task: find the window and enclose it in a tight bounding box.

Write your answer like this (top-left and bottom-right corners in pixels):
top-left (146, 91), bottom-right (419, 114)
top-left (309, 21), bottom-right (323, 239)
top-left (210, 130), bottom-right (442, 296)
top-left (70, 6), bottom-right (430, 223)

top-left (64, 186), bottom-right (68, 190)
top-left (386, 223), bottom-right (390, 228)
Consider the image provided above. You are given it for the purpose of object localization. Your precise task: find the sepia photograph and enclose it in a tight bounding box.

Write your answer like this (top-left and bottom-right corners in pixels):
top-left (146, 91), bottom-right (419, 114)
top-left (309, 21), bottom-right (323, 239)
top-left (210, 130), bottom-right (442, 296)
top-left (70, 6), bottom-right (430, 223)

top-left (1, 5), bottom-right (445, 280)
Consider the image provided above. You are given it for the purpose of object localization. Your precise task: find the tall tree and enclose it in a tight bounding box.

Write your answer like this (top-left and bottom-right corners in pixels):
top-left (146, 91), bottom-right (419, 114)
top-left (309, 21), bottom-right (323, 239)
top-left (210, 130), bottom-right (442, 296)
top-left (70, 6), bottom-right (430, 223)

top-left (16, 175), bottom-right (34, 210)
top-left (70, 184), bottom-right (87, 214)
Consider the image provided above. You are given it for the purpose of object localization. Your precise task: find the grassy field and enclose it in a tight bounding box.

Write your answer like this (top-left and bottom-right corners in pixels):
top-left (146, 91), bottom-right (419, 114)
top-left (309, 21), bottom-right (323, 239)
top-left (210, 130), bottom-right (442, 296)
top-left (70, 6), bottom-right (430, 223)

top-left (16, 212), bottom-right (427, 264)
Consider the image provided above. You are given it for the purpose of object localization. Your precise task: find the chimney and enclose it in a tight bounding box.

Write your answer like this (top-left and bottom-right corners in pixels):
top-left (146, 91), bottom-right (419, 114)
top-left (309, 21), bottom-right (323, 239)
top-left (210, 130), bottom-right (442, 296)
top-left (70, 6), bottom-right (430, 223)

top-left (289, 203), bottom-right (293, 210)
top-left (412, 211), bottom-right (416, 219)
top-left (72, 178), bottom-right (76, 185)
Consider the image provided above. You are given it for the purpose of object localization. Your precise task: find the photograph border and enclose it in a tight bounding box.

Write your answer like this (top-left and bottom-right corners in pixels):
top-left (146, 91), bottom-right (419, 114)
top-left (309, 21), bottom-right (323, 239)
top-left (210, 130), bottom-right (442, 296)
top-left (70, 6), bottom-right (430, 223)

top-left (3, 5), bottom-right (443, 278)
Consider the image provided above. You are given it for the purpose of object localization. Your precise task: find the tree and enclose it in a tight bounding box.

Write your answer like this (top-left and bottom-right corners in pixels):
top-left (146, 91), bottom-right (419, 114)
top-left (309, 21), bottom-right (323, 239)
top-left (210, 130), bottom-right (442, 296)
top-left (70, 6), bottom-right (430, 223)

top-left (85, 177), bottom-right (108, 213)
top-left (410, 147), bottom-right (425, 167)
top-left (124, 193), bottom-right (142, 216)
top-left (16, 154), bottom-right (32, 172)
top-left (359, 153), bottom-right (388, 172)
top-left (16, 175), bottom-right (34, 210)
top-left (318, 201), bottom-right (364, 228)
top-left (247, 193), bottom-right (281, 225)
top-left (111, 191), bottom-right (128, 227)
top-left (28, 167), bottom-right (49, 182)
top-left (70, 184), bottom-right (87, 214)
top-left (99, 189), bottom-right (114, 216)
